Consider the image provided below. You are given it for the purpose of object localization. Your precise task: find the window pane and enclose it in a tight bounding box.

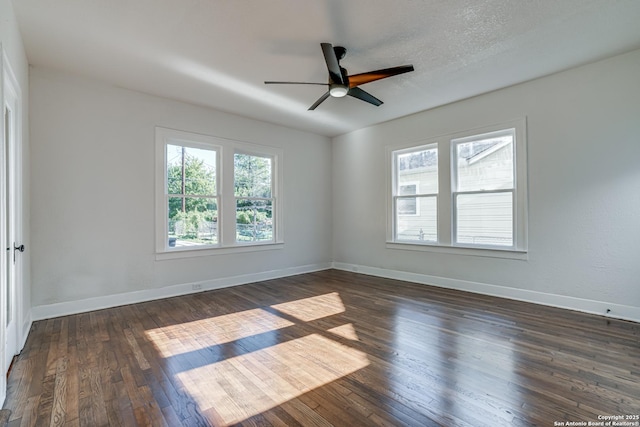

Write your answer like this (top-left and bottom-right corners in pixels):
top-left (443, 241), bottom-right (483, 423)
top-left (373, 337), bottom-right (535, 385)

top-left (456, 192), bottom-right (512, 246)
top-left (456, 134), bottom-right (513, 192)
top-left (398, 197), bottom-right (417, 216)
top-left (398, 184), bottom-right (417, 215)
top-left (399, 184), bottom-right (417, 196)
top-left (235, 153), bottom-right (272, 198)
top-left (167, 144), bottom-right (216, 196)
top-left (168, 197), bottom-right (218, 247)
top-left (236, 199), bottom-right (273, 243)
top-left (396, 196), bottom-right (437, 242)
top-left (397, 147), bottom-right (438, 194)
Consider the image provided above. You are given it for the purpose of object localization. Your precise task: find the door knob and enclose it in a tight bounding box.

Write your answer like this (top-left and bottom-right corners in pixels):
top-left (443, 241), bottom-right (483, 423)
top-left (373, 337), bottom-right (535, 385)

top-left (12, 244), bottom-right (24, 263)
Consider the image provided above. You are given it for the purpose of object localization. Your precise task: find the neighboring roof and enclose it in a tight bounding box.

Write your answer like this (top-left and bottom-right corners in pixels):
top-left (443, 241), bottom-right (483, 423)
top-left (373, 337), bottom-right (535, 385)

top-left (398, 135), bottom-right (511, 172)
top-left (458, 140), bottom-right (501, 161)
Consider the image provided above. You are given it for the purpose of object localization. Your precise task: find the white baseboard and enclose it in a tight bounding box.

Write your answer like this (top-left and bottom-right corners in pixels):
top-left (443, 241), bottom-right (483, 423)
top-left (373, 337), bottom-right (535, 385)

top-left (332, 262), bottom-right (640, 323)
top-left (20, 315), bottom-right (32, 350)
top-left (31, 262), bottom-right (332, 321)
top-left (29, 261), bottom-right (640, 324)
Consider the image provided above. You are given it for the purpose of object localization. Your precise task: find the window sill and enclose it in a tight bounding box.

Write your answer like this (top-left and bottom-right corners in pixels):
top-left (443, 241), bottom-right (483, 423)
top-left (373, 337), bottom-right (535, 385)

top-left (386, 241), bottom-right (528, 260)
top-left (156, 242), bottom-right (284, 260)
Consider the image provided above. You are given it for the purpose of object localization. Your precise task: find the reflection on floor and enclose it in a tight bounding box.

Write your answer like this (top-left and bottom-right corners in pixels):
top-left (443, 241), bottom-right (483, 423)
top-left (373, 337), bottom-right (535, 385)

top-left (3, 270), bottom-right (639, 426)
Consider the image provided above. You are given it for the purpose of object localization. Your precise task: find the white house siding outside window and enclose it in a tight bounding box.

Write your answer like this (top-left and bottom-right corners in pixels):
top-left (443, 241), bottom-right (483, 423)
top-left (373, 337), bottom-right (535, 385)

top-left (394, 144), bottom-right (438, 242)
top-left (389, 119), bottom-right (527, 255)
top-left (452, 130), bottom-right (515, 247)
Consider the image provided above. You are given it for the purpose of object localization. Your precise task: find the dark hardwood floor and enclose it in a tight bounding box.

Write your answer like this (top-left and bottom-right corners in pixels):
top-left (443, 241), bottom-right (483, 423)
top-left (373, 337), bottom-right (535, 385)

top-left (3, 270), bottom-right (639, 426)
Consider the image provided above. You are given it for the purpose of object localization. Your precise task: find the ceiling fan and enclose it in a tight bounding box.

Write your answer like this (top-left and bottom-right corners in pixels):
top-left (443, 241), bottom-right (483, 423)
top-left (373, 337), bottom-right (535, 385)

top-left (265, 43), bottom-right (414, 110)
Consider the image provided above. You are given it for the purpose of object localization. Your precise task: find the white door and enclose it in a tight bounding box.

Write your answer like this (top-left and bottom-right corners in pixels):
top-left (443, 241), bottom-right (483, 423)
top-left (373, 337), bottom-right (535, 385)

top-left (1, 53), bottom-right (22, 377)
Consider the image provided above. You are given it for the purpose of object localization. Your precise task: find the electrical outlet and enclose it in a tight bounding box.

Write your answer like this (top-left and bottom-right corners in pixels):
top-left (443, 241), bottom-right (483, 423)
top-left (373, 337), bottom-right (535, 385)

top-left (192, 284), bottom-right (203, 291)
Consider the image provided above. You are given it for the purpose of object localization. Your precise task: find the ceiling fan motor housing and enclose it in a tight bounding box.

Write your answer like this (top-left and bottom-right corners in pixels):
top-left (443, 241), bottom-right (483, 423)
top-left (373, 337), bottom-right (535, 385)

top-left (329, 66), bottom-right (350, 97)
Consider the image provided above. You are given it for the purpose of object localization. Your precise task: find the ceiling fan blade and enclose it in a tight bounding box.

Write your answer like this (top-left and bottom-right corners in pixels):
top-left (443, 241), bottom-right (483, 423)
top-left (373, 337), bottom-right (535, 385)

top-left (265, 81), bottom-right (328, 85)
top-left (308, 91), bottom-right (331, 110)
top-left (321, 43), bottom-right (345, 85)
top-left (348, 87), bottom-right (383, 106)
top-left (348, 65), bottom-right (414, 87)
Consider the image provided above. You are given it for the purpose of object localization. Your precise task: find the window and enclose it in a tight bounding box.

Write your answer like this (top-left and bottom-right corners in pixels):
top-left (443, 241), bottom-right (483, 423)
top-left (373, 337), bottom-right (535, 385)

top-left (389, 119), bottom-right (527, 255)
top-left (234, 153), bottom-right (274, 243)
top-left (156, 128), bottom-right (282, 257)
top-left (398, 183), bottom-right (418, 216)
top-left (167, 144), bottom-right (219, 248)
top-left (393, 145), bottom-right (438, 242)
top-left (453, 130), bottom-right (514, 247)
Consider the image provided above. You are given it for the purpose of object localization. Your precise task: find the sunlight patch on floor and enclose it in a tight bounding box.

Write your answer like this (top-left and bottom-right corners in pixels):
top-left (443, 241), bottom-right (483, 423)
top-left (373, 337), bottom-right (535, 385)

top-left (176, 332), bottom-right (369, 425)
top-left (327, 323), bottom-right (360, 341)
top-left (271, 291), bottom-right (345, 322)
top-left (145, 308), bottom-right (295, 357)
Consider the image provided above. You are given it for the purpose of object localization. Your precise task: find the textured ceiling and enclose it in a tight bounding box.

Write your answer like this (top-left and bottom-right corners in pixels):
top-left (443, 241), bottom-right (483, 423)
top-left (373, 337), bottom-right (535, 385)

top-left (13, 0), bottom-right (640, 137)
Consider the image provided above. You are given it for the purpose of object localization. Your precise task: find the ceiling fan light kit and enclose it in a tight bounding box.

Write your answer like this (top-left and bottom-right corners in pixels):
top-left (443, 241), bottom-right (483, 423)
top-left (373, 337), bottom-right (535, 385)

top-left (329, 85), bottom-right (349, 97)
top-left (265, 43), bottom-right (414, 110)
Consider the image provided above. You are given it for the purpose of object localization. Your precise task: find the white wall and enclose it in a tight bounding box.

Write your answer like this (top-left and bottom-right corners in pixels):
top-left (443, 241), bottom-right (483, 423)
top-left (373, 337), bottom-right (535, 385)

top-left (30, 67), bottom-right (332, 313)
top-left (26, 47), bottom-right (640, 321)
top-left (332, 49), bottom-right (640, 321)
top-left (0, 0), bottom-right (31, 343)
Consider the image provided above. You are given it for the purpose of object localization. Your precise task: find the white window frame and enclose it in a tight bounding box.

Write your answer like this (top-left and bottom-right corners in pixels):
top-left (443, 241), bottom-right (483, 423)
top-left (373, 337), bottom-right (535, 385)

top-left (451, 128), bottom-right (516, 249)
top-left (155, 127), bottom-right (283, 260)
top-left (166, 140), bottom-right (220, 248)
top-left (392, 143), bottom-right (439, 243)
top-left (387, 118), bottom-right (528, 260)
top-left (233, 149), bottom-right (277, 245)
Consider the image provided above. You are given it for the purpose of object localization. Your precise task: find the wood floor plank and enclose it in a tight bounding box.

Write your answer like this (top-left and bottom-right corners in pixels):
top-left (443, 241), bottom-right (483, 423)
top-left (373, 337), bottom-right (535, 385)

top-left (6, 358), bottom-right (33, 422)
top-left (49, 356), bottom-right (68, 427)
top-left (3, 270), bottom-right (639, 426)
top-left (17, 395), bottom-right (39, 427)
top-left (34, 374), bottom-right (55, 427)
